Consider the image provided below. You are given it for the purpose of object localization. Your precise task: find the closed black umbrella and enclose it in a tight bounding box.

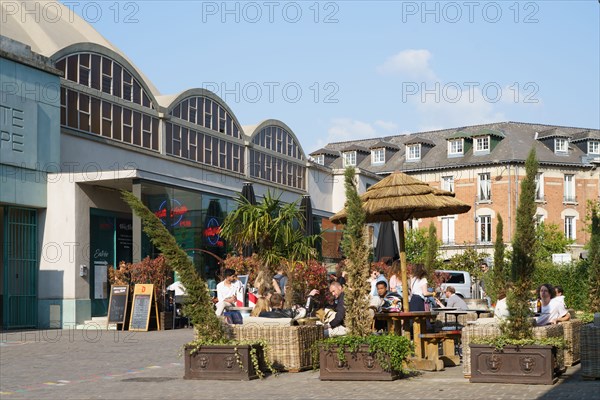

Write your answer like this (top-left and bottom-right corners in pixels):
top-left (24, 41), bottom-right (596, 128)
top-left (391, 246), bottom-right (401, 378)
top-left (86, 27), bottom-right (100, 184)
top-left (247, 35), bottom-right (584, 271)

top-left (300, 195), bottom-right (314, 236)
top-left (241, 183), bottom-right (256, 257)
top-left (374, 221), bottom-right (399, 263)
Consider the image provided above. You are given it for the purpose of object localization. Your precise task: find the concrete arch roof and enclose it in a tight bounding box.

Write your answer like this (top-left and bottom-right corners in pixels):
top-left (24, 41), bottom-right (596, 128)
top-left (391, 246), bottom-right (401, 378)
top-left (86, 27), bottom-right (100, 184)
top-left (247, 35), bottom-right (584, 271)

top-left (247, 119), bottom-right (307, 160)
top-left (158, 88), bottom-right (246, 137)
top-left (1, 0), bottom-right (160, 96)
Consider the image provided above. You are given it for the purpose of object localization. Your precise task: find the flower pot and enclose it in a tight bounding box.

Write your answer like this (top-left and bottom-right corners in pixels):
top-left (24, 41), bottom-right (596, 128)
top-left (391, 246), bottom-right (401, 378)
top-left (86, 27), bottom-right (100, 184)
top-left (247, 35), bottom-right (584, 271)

top-left (184, 344), bottom-right (266, 380)
top-left (319, 344), bottom-right (400, 381)
top-left (470, 344), bottom-right (560, 385)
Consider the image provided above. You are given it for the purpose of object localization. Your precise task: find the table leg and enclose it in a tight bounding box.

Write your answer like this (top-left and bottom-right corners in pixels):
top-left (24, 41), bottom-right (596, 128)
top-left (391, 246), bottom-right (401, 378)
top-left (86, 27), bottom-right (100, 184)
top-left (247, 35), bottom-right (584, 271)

top-left (413, 318), bottom-right (424, 359)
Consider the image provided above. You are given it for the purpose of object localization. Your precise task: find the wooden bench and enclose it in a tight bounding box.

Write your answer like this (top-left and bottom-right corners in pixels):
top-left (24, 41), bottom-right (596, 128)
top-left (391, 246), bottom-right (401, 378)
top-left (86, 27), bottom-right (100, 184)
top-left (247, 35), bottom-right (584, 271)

top-left (418, 330), bottom-right (462, 370)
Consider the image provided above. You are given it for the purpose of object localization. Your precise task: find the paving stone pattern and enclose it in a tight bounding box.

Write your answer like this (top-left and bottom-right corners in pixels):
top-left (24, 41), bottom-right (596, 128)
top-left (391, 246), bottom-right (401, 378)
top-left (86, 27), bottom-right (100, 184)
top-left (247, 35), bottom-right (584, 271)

top-left (1, 328), bottom-right (598, 399)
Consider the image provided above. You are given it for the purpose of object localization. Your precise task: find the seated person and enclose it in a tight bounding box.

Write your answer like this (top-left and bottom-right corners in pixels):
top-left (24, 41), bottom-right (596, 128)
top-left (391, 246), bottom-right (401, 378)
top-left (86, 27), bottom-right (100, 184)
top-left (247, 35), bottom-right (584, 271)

top-left (272, 268), bottom-right (287, 297)
top-left (259, 293), bottom-right (298, 319)
top-left (311, 282), bottom-right (347, 337)
top-left (369, 269), bottom-right (388, 297)
top-left (494, 287), bottom-right (510, 322)
top-left (535, 283), bottom-right (561, 326)
top-left (550, 285), bottom-right (570, 324)
top-left (435, 286), bottom-right (468, 310)
top-left (215, 269), bottom-right (242, 316)
top-left (250, 295), bottom-right (271, 317)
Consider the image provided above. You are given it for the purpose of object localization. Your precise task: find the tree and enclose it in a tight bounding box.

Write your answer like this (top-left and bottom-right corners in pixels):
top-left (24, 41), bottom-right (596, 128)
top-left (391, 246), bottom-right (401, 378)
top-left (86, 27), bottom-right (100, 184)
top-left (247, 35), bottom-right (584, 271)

top-left (424, 222), bottom-right (440, 275)
top-left (340, 167), bottom-right (372, 337)
top-left (405, 227), bottom-right (427, 264)
top-left (443, 246), bottom-right (489, 281)
top-left (489, 214), bottom-right (508, 302)
top-left (587, 201), bottom-right (600, 312)
top-left (121, 190), bottom-right (225, 342)
top-left (534, 222), bottom-right (573, 262)
top-left (504, 149), bottom-right (538, 340)
top-left (220, 191), bottom-right (319, 306)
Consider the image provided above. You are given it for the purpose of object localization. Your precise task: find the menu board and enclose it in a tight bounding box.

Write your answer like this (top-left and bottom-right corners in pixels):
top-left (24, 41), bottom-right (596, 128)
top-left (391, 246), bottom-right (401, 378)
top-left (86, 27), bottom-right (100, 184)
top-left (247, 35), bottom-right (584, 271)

top-left (107, 285), bottom-right (129, 325)
top-left (129, 284), bottom-right (154, 331)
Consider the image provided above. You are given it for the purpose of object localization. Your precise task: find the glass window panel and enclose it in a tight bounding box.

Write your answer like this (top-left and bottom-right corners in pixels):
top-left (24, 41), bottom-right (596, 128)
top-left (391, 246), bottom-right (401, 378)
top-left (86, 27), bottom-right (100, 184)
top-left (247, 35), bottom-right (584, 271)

top-left (132, 112), bottom-right (141, 145)
top-left (113, 105), bottom-right (122, 140)
top-left (91, 97), bottom-right (101, 135)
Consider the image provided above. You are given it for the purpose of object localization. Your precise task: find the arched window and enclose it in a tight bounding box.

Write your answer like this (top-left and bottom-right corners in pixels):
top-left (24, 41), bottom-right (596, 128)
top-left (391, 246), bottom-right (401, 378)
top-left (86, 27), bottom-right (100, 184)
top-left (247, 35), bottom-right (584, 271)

top-left (169, 96), bottom-right (241, 139)
top-left (56, 52), bottom-right (159, 151)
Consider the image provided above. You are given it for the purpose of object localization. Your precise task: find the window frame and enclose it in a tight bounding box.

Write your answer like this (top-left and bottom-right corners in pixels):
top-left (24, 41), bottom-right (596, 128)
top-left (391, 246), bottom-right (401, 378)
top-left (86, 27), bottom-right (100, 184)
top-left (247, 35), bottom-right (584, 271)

top-left (406, 144), bottom-right (421, 161)
top-left (478, 172), bottom-right (491, 202)
top-left (555, 138), bottom-right (568, 153)
top-left (371, 148), bottom-right (385, 164)
top-left (447, 139), bottom-right (464, 155)
top-left (343, 151), bottom-right (357, 167)
top-left (564, 216), bottom-right (576, 240)
top-left (441, 216), bottom-right (455, 244)
top-left (563, 174), bottom-right (576, 203)
top-left (535, 172), bottom-right (545, 202)
top-left (479, 215), bottom-right (492, 243)
top-left (588, 140), bottom-right (600, 155)
top-left (441, 175), bottom-right (454, 192)
top-left (474, 136), bottom-right (490, 153)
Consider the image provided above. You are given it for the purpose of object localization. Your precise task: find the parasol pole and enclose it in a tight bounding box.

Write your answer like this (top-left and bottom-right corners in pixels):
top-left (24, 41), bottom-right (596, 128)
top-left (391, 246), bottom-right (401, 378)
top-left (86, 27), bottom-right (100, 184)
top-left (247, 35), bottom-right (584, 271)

top-left (398, 220), bottom-right (410, 312)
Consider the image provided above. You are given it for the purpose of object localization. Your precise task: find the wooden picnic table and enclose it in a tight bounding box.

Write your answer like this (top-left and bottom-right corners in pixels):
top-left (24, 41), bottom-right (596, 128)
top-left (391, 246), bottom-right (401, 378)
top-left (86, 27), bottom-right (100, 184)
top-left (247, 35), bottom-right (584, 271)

top-left (373, 311), bottom-right (439, 370)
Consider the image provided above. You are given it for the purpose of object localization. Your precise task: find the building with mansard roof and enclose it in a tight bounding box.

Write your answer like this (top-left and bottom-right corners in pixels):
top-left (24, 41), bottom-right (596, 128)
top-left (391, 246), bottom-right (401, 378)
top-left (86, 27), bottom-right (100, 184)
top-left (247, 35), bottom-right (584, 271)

top-left (312, 121), bottom-right (599, 261)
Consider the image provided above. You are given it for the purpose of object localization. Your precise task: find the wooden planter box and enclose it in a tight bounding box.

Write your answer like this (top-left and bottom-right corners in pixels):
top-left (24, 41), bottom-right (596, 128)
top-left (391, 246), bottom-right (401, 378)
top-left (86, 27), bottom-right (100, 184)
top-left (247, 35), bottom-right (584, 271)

top-left (470, 344), bottom-right (560, 385)
top-left (160, 311), bottom-right (173, 330)
top-left (184, 344), bottom-right (266, 380)
top-left (319, 344), bottom-right (400, 381)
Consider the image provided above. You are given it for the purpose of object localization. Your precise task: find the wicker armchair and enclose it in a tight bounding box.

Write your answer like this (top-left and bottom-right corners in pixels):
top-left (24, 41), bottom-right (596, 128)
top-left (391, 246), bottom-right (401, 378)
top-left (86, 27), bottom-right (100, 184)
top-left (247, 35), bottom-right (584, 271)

top-left (581, 324), bottom-right (600, 379)
top-left (562, 319), bottom-right (584, 366)
top-left (226, 319), bottom-right (324, 372)
top-left (461, 322), bottom-right (564, 377)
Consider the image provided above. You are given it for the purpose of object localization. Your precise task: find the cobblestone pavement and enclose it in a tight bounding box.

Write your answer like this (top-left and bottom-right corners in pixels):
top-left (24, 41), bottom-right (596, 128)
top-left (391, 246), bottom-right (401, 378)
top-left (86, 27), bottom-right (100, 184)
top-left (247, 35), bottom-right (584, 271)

top-left (1, 328), bottom-right (598, 400)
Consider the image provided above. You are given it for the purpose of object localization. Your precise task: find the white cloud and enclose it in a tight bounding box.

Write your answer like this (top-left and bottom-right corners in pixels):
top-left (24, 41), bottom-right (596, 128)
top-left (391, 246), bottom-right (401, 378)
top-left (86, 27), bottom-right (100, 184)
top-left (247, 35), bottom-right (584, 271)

top-left (374, 120), bottom-right (399, 132)
top-left (376, 49), bottom-right (436, 80)
top-left (413, 86), bottom-right (506, 131)
top-left (312, 118), bottom-right (399, 152)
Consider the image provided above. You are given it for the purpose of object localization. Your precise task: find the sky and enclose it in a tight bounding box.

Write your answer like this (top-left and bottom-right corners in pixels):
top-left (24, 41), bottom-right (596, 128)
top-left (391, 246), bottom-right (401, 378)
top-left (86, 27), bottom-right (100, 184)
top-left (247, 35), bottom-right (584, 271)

top-left (73, 0), bottom-right (600, 153)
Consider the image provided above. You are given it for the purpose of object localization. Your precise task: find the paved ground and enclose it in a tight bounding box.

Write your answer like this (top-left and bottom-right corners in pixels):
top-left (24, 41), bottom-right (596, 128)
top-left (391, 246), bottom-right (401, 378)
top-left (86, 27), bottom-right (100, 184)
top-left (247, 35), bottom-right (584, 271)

top-left (1, 327), bottom-right (598, 400)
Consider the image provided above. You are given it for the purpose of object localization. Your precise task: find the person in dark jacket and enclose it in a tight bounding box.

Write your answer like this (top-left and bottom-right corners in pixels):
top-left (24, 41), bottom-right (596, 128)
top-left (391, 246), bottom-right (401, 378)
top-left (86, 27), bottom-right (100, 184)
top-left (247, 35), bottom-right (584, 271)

top-left (258, 293), bottom-right (297, 319)
top-left (325, 282), bottom-right (347, 337)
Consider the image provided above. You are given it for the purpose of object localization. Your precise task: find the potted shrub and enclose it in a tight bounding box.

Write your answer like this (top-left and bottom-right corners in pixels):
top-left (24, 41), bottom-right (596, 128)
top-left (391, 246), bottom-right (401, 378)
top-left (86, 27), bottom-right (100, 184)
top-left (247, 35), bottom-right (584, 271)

top-left (470, 149), bottom-right (564, 385)
top-left (317, 167), bottom-right (412, 381)
top-left (121, 191), bottom-right (273, 380)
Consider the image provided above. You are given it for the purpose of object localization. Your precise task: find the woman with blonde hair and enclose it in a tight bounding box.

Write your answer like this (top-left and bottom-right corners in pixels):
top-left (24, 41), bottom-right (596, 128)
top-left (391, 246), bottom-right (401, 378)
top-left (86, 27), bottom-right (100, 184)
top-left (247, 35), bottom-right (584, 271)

top-left (388, 260), bottom-right (402, 294)
top-left (250, 293), bottom-right (271, 317)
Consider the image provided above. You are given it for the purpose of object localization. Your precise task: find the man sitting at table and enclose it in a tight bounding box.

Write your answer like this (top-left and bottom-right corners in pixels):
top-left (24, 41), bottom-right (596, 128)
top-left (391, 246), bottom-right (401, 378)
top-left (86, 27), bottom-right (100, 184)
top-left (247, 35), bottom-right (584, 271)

top-left (310, 282), bottom-right (347, 337)
top-left (435, 286), bottom-right (468, 310)
top-left (215, 269), bottom-right (242, 316)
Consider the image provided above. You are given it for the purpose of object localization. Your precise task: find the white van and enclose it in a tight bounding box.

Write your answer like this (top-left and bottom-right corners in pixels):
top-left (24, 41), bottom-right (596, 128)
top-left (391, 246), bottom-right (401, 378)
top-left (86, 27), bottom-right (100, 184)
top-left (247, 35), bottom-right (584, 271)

top-left (435, 270), bottom-right (472, 299)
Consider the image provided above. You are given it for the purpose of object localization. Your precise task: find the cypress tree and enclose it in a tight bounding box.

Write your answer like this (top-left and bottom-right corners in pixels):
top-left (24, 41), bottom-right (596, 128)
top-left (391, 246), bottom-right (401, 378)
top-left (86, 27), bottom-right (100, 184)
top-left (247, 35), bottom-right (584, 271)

top-left (121, 190), bottom-right (225, 342)
top-left (340, 167), bottom-right (372, 337)
top-left (504, 149), bottom-right (538, 339)
top-left (588, 203), bottom-right (600, 312)
top-left (424, 222), bottom-right (439, 275)
top-left (490, 214), bottom-right (507, 302)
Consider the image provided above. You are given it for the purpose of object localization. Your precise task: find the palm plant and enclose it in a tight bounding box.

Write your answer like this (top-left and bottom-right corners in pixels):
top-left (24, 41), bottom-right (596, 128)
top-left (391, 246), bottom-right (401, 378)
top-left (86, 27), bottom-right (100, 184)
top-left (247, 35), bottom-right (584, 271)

top-left (220, 191), bottom-right (320, 306)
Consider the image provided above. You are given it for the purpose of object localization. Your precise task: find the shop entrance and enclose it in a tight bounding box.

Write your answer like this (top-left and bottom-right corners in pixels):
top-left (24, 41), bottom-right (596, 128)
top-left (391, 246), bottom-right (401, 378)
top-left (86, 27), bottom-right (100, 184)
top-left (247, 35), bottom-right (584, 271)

top-left (1, 206), bottom-right (38, 329)
top-left (89, 209), bottom-right (132, 317)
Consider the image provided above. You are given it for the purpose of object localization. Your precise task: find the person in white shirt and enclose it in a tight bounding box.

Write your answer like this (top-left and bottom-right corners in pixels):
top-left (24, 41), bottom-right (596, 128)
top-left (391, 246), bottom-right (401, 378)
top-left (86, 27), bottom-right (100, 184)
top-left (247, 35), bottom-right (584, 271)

top-left (550, 285), bottom-right (571, 324)
top-left (493, 286), bottom-right (510, 322)
top-left (535, 283), bottom-right (559, 326)
top-left (215, 268), bottom-right (242, 316)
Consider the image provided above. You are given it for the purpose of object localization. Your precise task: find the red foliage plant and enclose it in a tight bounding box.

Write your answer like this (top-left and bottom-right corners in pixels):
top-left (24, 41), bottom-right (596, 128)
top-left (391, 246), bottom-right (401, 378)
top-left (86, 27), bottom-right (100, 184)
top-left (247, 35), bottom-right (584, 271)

top-left (222, 254), bottom-right (262, 286)
top-left (108, 255), bottom-right (173, 307)
top-left (289, 259), bottom-right (330, 306)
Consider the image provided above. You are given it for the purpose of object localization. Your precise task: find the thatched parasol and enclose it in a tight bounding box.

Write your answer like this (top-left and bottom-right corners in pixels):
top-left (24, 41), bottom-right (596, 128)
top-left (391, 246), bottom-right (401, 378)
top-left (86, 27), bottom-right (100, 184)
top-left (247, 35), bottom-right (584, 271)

top-left (331, 171), bottom-right (471, 311)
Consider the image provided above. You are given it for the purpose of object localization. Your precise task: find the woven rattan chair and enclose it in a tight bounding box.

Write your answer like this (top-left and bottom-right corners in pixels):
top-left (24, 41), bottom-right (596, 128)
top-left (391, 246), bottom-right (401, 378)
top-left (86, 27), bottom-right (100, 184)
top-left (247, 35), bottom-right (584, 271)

top-left (581, 324), bottom-right (600, 379)
top-left (227, 321), bottom-right (324, 372)
top-left (562, 319), bottom-right (584, 366)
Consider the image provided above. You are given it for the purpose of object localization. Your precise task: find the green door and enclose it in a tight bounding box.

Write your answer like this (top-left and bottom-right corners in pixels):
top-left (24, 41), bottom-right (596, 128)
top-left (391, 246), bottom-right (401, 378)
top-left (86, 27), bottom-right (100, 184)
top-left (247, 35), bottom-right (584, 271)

top-left (2, 207), bottom-right (38, 329)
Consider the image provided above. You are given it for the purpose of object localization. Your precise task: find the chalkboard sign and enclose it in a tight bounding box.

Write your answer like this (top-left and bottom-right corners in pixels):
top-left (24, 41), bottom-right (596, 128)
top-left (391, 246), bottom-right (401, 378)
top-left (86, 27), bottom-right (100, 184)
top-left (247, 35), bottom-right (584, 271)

top-left (107, 285), bottom-right (129, 326)
top-left (129, 284), bottom-right (155, 331)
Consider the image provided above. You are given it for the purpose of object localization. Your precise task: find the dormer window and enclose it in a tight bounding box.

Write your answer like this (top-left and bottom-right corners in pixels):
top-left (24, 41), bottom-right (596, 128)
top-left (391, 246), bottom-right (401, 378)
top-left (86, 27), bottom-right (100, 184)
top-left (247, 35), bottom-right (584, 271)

top-left (474, 136), bottom-right (490, 153)
top-left (343, 151), bottom-right (356, 167)
top-left (371, 148), bottom-right (385, 165)
top-left (406, 144), bottom-right (421, 161)
top-left (555, 138), bottom-right (568, 153)
top-left (447, 139), bottom-right (464, 156)
top-left (588, 141), bottom-right (599, 155)
top-left (314, 154), bottom-right (324, 165)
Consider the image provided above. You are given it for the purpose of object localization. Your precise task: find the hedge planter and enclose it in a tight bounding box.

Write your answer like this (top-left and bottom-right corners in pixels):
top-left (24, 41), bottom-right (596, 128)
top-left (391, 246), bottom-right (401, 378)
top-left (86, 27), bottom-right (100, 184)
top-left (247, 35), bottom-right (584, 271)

top-left (319, 344), bottom-right (400, 381)
top-left (470, 344), bottom-right (560, 385)
top-left (184, 344), bottom-right (266, 380)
